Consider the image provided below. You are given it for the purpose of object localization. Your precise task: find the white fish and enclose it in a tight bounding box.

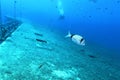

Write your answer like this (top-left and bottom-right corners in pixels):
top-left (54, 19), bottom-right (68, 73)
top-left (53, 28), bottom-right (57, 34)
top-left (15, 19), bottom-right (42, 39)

top-left (65, 31), bottom-right (85, 46)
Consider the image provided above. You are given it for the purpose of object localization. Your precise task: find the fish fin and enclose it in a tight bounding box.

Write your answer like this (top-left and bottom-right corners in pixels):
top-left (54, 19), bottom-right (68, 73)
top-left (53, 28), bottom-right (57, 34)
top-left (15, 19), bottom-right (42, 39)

top-left (65, 31), bottom-right (71, 38)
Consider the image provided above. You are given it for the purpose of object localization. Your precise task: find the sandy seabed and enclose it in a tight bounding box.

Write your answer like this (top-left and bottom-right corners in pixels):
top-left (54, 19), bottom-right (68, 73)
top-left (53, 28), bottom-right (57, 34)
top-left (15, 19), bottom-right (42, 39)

top-left (0, 22), bottom-right (120, 80)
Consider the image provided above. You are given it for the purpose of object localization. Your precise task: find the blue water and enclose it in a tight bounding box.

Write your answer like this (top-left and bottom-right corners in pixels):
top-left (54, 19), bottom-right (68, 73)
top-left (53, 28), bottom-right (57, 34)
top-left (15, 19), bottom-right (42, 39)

top-left (0, 0), bottom-right (120, 80)
top-left (2, 0), bottom-right (120, 51)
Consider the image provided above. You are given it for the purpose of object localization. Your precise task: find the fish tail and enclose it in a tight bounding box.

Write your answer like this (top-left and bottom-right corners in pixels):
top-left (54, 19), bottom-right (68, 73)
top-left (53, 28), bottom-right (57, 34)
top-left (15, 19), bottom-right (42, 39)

top-left (65, 31), bottom-right (71, 38)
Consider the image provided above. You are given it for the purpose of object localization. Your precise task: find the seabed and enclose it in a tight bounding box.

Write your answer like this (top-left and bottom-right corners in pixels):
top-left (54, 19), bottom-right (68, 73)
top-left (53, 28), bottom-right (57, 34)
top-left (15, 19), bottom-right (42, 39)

top-left (0, 20), bottom-right (120, 80)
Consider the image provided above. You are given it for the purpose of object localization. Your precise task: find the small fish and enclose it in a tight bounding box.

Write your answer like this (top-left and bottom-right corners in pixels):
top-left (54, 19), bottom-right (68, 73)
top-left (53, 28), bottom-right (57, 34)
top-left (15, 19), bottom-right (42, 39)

top-left (88, 54), bottom-right (96, 58)
top-left (65, 31), bottom-right (85, 46)
top-left (34, 33), bottom-right (43, 37)
top-left (36, 39), bottom-right (47, 43)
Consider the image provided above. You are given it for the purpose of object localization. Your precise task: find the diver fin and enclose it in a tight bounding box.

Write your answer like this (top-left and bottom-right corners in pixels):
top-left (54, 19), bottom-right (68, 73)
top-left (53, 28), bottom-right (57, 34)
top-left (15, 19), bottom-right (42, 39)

top-left (59, 15), bottom-right (65, 20)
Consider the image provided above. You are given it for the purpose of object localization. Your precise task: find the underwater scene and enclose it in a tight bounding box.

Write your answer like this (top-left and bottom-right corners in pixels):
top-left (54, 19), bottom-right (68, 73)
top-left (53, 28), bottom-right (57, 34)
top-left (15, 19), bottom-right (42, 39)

top-left (0, 0), bottom-right (120, 80)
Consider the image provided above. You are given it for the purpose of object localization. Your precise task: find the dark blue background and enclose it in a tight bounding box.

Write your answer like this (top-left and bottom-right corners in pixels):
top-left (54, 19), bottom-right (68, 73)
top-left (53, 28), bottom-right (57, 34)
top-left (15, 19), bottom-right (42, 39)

top-left (1, 0), bottom-right (120, 52)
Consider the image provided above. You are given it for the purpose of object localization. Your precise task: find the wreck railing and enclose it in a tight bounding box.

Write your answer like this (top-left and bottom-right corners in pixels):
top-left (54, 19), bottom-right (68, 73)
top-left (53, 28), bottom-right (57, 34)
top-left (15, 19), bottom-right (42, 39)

top-left (0, 17), bottom-right (22, 43)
